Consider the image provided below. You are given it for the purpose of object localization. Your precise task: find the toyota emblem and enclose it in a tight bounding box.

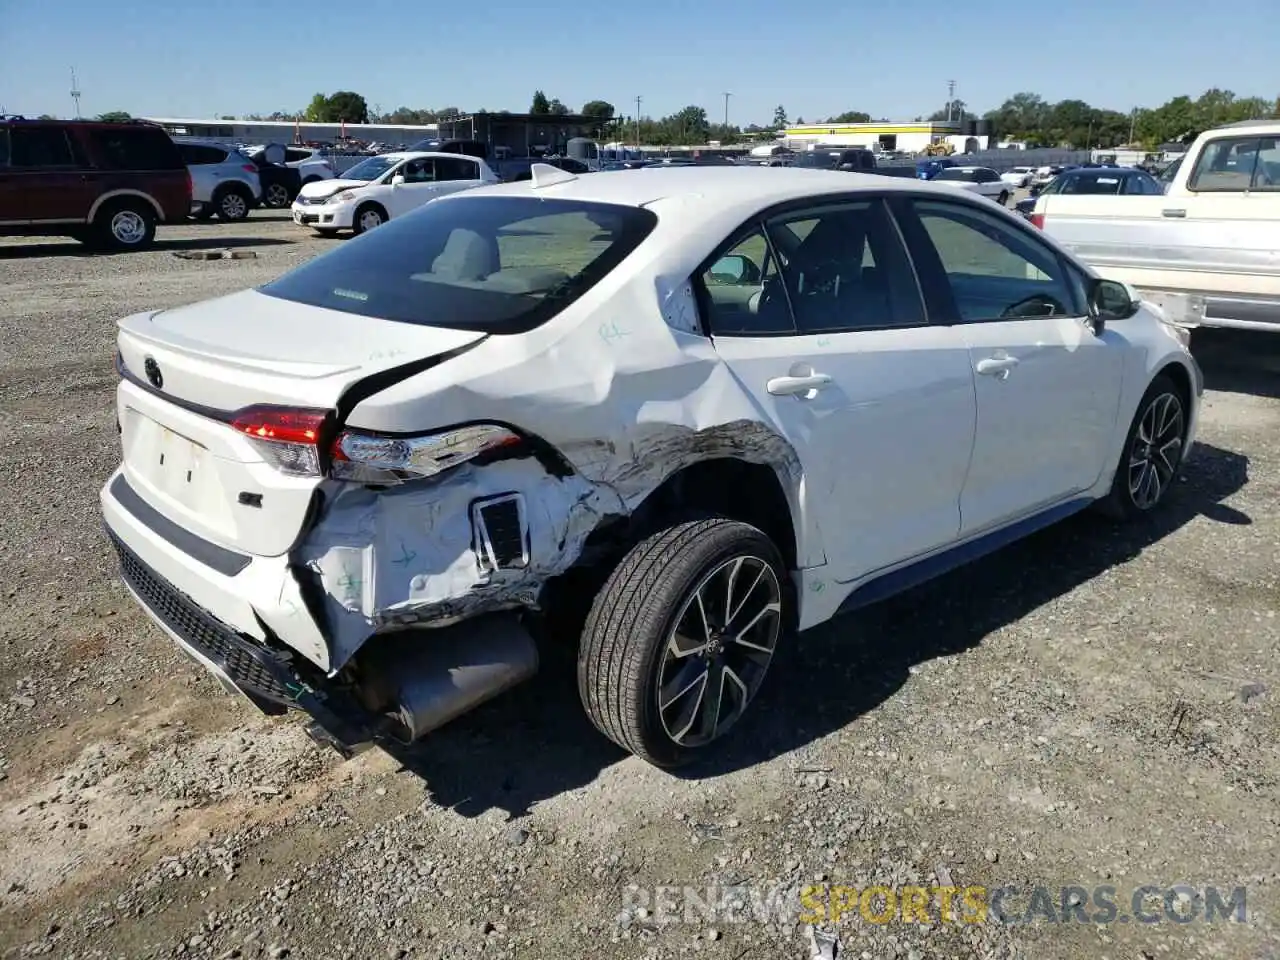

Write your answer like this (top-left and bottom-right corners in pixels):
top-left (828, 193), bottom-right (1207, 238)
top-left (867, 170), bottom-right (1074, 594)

top-left (144, 357), bottom-right (163, 389)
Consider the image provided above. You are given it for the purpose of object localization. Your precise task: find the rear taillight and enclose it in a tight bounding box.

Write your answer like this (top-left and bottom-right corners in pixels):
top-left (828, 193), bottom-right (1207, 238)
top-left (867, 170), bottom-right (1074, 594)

top-left (231, 406), bottom-right (329, 477)
top-left (1029, 213), bottom-right (1045, 229)
top-left (186, 172), bottom-right (193, 199)
top-left (242, 164), bottom-right (258, 174)
top-left (330, 425), bottom-right (521, 485)
top-left (227, 409), bottom-right (523, 484)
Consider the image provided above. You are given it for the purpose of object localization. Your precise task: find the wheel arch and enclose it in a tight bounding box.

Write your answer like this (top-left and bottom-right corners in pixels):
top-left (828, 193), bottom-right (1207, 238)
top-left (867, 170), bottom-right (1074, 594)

top-left (626, 456), bottom-right (800, 573)
top-left (1153, 358), bottom-right (1195, 417)
top-left (88, 190), bottom-right (163, 223)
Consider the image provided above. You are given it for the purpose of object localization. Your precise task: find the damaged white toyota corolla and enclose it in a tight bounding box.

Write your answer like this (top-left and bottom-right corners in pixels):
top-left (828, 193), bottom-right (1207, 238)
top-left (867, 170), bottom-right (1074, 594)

top-left (102, 163), bottom-right (1202, 767)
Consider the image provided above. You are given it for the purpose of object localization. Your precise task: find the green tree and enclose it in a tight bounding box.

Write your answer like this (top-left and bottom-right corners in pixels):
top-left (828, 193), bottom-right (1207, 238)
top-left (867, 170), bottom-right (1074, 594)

top-left (530, 90), bottom-right (551, 115)
top-left (928, 100), bottom-right (976, 122)
top-left (827, 110), bottom-right (871, 123)
top-left (326, 91), bottom-right (369, 124)
top-left (772, 105), bottom-right (788, 128)
top-left (581, 100), bottom-right (615, 119)
top-left (304, 93), bottom-right (329, 122)
top-left (302, 91), bottom-right (369, 124)
top-left (96, 111), bottom-right (132, 122)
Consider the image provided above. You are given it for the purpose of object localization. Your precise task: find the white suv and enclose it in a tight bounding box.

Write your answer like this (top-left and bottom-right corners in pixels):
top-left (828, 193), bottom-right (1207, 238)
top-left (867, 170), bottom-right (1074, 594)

top-left (176, 139), bottom-right (262, 221)
top-left (102, 166), bottom-right (1201, 768)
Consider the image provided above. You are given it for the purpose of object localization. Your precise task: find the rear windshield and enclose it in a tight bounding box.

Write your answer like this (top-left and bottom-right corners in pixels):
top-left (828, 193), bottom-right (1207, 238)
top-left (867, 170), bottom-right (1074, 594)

top-left (795, 153), bottom-right (839, 169)
top-left (1045, 174), bottom-right (1124, 195)
top-left (259, 196), bottom-right (658, 333)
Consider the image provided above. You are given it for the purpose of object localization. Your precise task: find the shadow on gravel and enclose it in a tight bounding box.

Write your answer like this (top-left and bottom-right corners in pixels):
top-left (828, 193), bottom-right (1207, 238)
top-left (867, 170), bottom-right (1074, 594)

top-left (0, 236), bottom-right (294, 259)
top-left (382, 443), bottom-right (1250, 817)
top-left (1192, 329), bottom-right (1280, 400)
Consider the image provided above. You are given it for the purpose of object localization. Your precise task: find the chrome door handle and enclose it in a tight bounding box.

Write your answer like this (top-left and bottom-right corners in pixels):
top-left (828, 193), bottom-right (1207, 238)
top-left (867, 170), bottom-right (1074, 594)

top-left (766, 373), bottom-right (832, 397)
top-left (976, 356), bottom-right (1019, 379)
top-left (1162, 208), bottom-right (1186, 218)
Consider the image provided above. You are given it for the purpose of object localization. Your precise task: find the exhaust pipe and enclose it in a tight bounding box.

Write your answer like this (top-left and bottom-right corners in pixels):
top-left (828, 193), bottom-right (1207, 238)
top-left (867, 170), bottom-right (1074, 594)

top-left (358, 614), bottom-right (539, 744)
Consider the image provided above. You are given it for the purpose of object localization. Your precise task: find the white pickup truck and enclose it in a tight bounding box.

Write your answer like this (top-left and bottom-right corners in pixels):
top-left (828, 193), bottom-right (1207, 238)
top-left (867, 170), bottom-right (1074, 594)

top-left (1031, 120), bottom-right (1280, 332)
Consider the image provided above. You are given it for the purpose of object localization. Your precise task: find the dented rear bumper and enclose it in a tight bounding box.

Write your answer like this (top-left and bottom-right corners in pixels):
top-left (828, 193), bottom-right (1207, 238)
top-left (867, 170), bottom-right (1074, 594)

top-left (101, 452), bottom-right (623, 747)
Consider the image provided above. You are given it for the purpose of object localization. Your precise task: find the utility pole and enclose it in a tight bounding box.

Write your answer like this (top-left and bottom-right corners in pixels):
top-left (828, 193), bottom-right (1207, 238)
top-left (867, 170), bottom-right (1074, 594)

top-left (635, 96), bottom-right (642, 147)
top-left (1128, 107), bottom-right (1138, 145)
top-left (70, 67), bottom-right (82, 119)
top-left (723, 92), bottom-right (732, 128)
top-left (946, 80), bottom-right (956, 122)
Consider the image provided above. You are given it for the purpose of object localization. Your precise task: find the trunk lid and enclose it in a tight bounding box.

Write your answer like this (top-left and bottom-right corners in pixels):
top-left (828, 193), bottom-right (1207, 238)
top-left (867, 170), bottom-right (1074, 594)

top-left (115, 289), bottom-right (485, 557)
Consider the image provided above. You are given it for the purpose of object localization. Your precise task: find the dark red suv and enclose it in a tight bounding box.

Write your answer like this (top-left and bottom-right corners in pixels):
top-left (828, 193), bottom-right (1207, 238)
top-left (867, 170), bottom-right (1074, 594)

top-left (0, 117), bottom-right (192, 251)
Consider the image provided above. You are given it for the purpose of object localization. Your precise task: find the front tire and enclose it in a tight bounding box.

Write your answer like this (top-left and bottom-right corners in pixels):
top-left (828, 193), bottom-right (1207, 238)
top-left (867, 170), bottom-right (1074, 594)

top-left (352, 202), bottom-right (387, 235)
top-left (577, 517), bottom-right (789, 768)
top-left (1098, 373), bottom-right (1187, 519)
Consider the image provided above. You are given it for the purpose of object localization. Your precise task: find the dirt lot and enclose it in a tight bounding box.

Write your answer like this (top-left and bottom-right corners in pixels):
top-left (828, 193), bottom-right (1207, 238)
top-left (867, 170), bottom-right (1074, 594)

top-left (0, 210), bottom-right (1277, 960)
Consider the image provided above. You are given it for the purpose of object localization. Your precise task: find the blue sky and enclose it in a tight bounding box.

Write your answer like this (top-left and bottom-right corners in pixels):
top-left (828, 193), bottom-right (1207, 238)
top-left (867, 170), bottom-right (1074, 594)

top-left (2, 0), bottom-right (1276, 125)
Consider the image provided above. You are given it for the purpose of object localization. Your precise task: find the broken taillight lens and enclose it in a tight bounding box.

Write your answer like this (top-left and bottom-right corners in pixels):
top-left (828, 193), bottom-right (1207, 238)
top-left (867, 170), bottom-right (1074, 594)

top-left (231, 406), bottom-right (330, 477)
top-left (330, 425), bottom-right (521, 485)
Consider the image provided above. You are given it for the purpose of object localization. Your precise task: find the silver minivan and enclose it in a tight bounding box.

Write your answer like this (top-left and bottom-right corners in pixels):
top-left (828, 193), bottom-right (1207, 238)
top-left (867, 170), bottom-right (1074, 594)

top-left (175, 139), bottom-right (262, 221)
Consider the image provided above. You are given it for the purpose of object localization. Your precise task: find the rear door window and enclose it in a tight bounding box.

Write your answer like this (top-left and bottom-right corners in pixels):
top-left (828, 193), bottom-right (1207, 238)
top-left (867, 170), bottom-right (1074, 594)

top-left (259, 196), bottom-right (658, 334)
top-left (435, 157), bottom-right (480, 181)
top-left (9, 127), bottom-right (77, 168)
top-left (178, 144), bottom-right (228, 165)
top-left (765, 199), bottom-right (925, 333)
top-left (87, 128), bottom-right (181, 170)
top-left (285, 148), bottom-right (313, 162)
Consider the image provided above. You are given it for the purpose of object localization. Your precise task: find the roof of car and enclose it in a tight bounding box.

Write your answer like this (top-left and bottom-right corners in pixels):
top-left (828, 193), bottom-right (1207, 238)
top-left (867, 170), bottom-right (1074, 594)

top-left (465, 165), bottom-right (966, 211)
top-left (373, 151), bottom-right (479, 163)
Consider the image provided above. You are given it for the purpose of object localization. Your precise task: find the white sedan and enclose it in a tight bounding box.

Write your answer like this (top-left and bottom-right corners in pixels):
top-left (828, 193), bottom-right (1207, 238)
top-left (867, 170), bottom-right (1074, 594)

top-left (102, 165), bottom-right (1201, 768)
top-left (1001, 165), bottom-right (1036, 188)
top-left (290, 151), bottom-right (500, 235)
top-left (932, 165), bottom-right (1013, 204)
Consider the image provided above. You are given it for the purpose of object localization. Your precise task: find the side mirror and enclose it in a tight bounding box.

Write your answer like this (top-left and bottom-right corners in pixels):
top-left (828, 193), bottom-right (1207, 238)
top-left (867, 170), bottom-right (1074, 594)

top-left (1089, 278), bottom-right (1140, 327)
top-left (707, 254), bottom-right (758, 285)
top-left (390, 174), bottom-right (406, 186)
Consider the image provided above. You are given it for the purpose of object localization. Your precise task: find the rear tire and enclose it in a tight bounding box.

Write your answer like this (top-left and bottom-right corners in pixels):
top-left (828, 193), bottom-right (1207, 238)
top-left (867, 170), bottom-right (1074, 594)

top-left (263, 182), bottom-right (291, 208)
top-left (213, 185), bottom-right (252, 221)
top-left (93, 200), bottom-right (156, 251)
top-left (1097, 373), bottom-right (1187, 520)
top-left (577, 517), bottom-right (790, 768)
top-left (997, 190), bottom-right (1010, 205)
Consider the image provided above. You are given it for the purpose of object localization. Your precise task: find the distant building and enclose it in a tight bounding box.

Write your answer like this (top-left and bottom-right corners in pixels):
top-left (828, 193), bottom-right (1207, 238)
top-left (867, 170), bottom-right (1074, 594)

top-left (434, 112), bottom-right (603, 157)
top-left (141, 117), bottom-right (438, 146)
top-left (783, 120), bottom-right (996, 154)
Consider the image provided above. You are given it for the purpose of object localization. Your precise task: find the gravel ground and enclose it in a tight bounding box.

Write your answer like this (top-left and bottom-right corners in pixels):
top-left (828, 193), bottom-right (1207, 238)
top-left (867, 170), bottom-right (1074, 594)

top-left (0, 208), bottom-right (1277, 960)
